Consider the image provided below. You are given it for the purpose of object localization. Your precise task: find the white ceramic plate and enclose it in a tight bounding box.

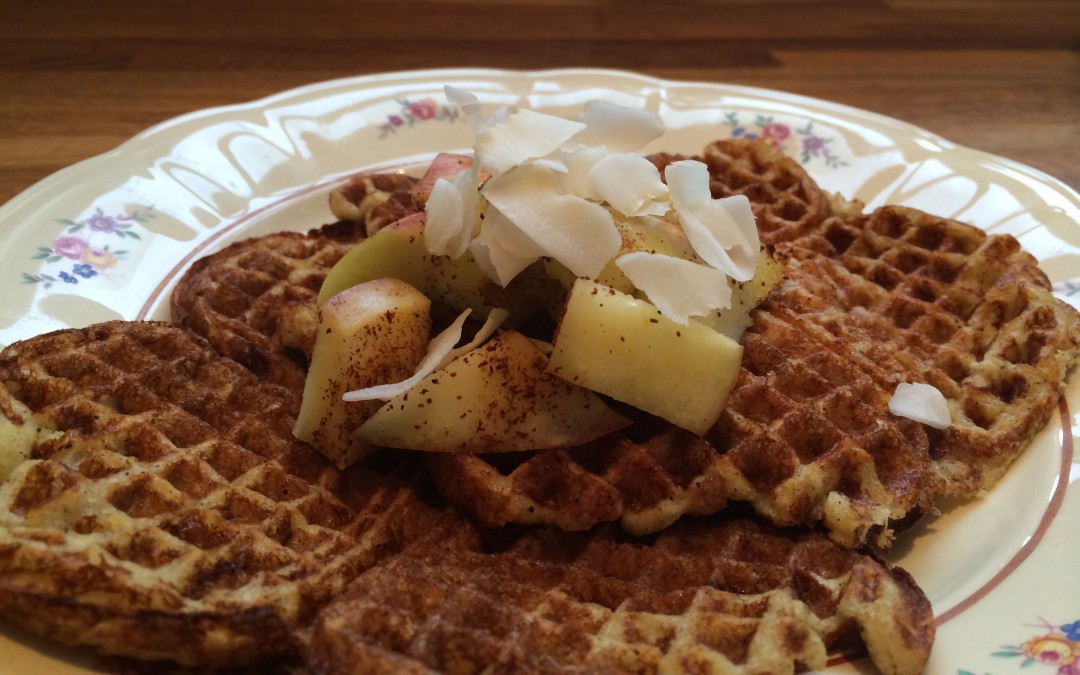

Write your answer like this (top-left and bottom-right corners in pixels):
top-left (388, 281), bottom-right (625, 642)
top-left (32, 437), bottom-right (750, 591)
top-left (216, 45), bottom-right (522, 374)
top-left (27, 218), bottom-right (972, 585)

top-left (1, 68), bottom-right (1078, 675)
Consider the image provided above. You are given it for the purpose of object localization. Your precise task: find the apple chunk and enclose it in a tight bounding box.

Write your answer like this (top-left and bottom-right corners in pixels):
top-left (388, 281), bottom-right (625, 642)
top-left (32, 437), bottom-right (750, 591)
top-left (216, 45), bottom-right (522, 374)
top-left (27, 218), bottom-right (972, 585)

top-left (548, 278), bottom-right (743, 436)
top-left (356, 330), bottom-right (630, 453)
top-left (693, 251), bottom-right (784, 340)
top-left (319, 213), bottom-right (558, 324)
top-left (294, 278), bottom-right (432, 468)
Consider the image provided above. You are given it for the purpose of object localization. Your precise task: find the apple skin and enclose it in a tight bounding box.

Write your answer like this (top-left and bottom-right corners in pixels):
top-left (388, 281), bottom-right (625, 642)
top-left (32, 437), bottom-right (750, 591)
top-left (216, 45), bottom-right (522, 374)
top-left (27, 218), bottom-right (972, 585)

top-left (547, 278), bottom-right (743, 436)
top-left (356, 330), bottom-right (630, 453)
top-left (411, 152), bottom-right (474, 196)
top-left (319, 213), bottom-right (559, 324)
top-left (294, 278), bottom-right (432, 468)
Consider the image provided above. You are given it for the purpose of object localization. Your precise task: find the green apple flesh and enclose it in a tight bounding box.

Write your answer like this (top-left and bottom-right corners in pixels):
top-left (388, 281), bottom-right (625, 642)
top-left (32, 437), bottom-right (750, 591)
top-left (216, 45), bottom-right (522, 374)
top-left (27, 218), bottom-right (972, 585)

top-left (320, 213), bottom-right (558, 323)
top-left (548, 278), bottom-right (743, 436)
top-left (294, 277), bottom-right (432, 468)
top-left (692, 251), bottom-right (784, 339)
top-left (356, 330), bottom-right (630, 453)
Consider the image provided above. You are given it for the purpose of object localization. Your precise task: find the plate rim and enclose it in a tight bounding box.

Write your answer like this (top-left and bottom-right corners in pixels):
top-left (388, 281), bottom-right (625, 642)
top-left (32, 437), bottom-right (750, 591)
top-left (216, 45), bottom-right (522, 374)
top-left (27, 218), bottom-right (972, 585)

top-left (1, 66), bottom-right (1077, 675)
top-left (4, 67), bottom-right (1080, 218)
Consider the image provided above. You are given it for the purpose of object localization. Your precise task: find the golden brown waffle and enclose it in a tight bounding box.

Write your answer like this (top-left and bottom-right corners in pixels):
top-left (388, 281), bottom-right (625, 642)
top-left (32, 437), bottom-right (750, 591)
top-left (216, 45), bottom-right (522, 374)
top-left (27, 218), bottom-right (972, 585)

top-left (328, 171), bottom-right (421, 235)
top-left (779, 205), bottom-right (1080, 495)
top-left (171, 139), bottom-right (1078, 553)
top-left (171, 221), bottom-right (367, 392)
top-left (0, 321), bottom-right (466, 667)
top-left (649, 138), bottom-right (863, 246)
top-left (426, 200), bottom-right (1080, 548)
top-left (171, 171), bottom-right (422, 394)
top-left (305, 516), bottom-right (934, 675)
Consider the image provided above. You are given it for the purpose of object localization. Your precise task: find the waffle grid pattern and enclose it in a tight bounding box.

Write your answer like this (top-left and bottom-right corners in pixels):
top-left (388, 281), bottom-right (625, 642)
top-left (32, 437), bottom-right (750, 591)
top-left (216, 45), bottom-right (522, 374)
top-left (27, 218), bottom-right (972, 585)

top-left (0, 322), bottom-right (421, 666)
top-left (328, 172), bottom-right (421, 236)
top-left (172, 225), bottom-right (366, 392)
top-left (308, 519), bottom-right (933, 675)
top-left (427, 140), bottom-right (1080, 548)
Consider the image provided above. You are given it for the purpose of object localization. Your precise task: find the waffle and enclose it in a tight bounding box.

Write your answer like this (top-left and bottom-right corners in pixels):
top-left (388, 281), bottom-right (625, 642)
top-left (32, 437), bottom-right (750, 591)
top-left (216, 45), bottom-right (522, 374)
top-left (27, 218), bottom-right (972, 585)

top-left (649, 138), bottom-right (863, 246)
top-left (0, 321), bottom-right (467, 667)
top-left (171, 171), bottom-right (422, 394)
top-left (305, 516), bottom-right (934, 675)
top-left (328, 171), bottom-right (421, 235)
top-left (779, 205), bottom-right (1080, 495)
top-left (426, 149), bottom-right (1080, 548)
top-left (171, 222), bottom-right (364, 392)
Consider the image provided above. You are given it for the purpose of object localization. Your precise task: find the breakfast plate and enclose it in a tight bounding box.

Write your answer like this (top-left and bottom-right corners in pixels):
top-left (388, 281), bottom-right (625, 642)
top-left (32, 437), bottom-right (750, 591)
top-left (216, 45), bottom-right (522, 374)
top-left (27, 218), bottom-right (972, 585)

top-left (0, 68), bottom-right (1077, 674)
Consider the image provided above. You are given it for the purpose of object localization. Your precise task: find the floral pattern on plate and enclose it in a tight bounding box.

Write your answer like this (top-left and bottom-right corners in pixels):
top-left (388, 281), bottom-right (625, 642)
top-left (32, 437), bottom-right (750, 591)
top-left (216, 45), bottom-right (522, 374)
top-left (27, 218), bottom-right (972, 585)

top-left (378, 97), bottom-right (460, 138)
top-left (960, 619), bottom-right (1080, 674)
top-left (22, 206), bottom-right (154, 288)
top-left (723, 112), bottom-right (848, 168)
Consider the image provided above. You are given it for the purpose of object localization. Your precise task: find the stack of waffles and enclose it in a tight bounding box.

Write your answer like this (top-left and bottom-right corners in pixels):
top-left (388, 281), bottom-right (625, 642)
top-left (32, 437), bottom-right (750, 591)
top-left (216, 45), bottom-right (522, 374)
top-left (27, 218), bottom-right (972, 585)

top-left (0, 138), bottom-right (1076, 674)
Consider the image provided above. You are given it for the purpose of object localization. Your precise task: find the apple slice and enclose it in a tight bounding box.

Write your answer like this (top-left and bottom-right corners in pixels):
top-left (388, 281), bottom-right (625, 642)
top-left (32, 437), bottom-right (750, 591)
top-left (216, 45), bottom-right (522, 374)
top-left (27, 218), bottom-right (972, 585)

top-left (692, 250), bottom-right (784, 340)
top-left (356, 330), bottom-right (630, 453)
top-left (548, 278), bottom-right (743, 436)
top-left (319, 213), bottom-right (559, 324)
top-left (294, 278), bottom-right (432, 468)
top-left (411, 152), bottom-right (474, 197)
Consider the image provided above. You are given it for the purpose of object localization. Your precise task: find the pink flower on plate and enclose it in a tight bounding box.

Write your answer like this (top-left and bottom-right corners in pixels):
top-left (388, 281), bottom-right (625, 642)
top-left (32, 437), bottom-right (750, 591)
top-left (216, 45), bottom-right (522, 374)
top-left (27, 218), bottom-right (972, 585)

top-left (80, 247), bottom-right (118, 270)
top-left (52, 235), bottom-right (89, 260)
top-left (409, 99), bottom-right (438, 121)
top-left (760, 122), bottom-right (791, 145)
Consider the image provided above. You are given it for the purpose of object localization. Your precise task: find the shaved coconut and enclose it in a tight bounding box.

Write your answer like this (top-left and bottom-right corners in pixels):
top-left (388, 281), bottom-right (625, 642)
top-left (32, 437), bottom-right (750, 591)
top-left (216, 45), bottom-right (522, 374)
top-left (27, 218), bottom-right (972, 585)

top-left (441, 308), bottom-right (510, 367)
top-left (445, 86), bottom-right (489, 133)
top-left (476, 108), bottom-right (586, 175)
top-left (889, 382), bottom-right (952, 429)
top-left (575, 101), bottom-right (664, 152)
top-left (557, 145), bottom-right (608, 200)
top-left (588, 153), bottom-right (669, 217)
top-left (665, 160), bottom-right (760, 281)
top-left (483, 164), bottom-right (620, 279)
top-left (530, 157), bottom-right (569, 174)
top-left (469, 206), bottom-right (546, 286)
top-left (424, 166), bottom-right (479, 258)
top-left (615, 252), bottom-right (733, 325)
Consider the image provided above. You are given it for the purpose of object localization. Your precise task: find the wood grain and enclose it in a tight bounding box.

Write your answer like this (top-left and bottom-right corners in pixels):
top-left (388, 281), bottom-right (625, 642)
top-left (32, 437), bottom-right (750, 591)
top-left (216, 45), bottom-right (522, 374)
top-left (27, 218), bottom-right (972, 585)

top-left (2, 0), bottom-right (1078, 206)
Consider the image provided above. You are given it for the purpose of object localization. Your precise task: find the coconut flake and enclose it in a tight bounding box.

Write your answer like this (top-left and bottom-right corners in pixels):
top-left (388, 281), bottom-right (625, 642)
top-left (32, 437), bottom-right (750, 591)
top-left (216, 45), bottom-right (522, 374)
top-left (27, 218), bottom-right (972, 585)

top-left (615, 252), bottom-right (733, 325)
top-left (665, 160), bottom-right (760, 281)
top-left (575, 100), bottom-right (664, 152)
top-left (441, 308), bottom-right (510, 366)
top-left (424, 166), bottom-right (479, 259)
top-left (445, 86), bottom-right (489, 134)
top-left (476, 108), bottom-right (586, 175)
top-left (483, 164), bottom-right (620, 279)
top-left (468, 206), bottom-right (546, 286)
top-left (587, 153), bottom-right (669, 217)
top-left (557, 145), bottom-right (608, 200)
top-left (888, 382), bottom-right (952, 429)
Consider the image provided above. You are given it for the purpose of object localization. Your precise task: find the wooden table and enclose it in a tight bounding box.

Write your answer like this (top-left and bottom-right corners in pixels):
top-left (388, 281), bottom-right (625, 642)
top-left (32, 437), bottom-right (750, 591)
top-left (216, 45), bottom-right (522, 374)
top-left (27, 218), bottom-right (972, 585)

top-left (3, 0), bottom-right (1078, 207)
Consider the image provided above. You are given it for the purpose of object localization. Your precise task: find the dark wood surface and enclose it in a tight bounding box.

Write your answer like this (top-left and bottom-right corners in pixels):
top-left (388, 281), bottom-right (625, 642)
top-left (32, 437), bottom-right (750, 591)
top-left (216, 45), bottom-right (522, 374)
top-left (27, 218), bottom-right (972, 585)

top-left (3, 0), bottom-right (1078, 207)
